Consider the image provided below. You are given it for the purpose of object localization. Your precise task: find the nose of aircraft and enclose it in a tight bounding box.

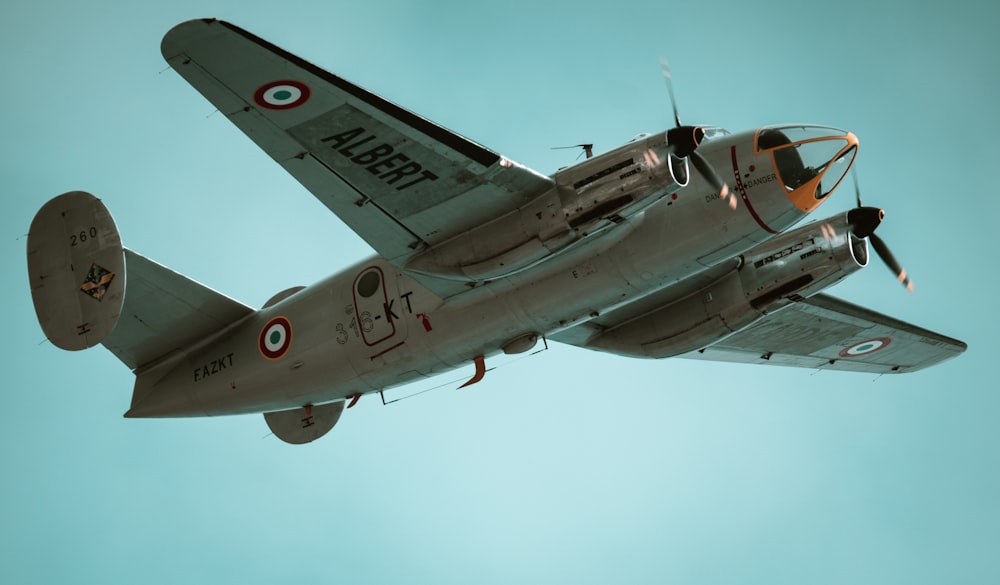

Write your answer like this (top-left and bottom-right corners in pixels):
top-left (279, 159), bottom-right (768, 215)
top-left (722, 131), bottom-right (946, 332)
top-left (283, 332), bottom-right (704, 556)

top-left (755, 125), bottom-right (859, 212)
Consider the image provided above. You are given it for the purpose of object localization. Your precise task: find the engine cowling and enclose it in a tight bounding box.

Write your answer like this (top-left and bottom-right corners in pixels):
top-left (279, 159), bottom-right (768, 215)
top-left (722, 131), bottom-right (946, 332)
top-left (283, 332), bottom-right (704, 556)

top-left (585, 212), bottom-right (868, 358)
top-left (406, 132), bottom-right (688, 281)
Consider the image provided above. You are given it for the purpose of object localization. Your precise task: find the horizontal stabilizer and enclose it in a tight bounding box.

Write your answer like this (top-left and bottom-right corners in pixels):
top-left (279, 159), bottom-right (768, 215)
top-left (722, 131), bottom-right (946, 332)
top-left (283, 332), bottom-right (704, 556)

top-left (27, 191), bottom-right (125, 351)
top-left (103, 250), bottom-right (254, 370)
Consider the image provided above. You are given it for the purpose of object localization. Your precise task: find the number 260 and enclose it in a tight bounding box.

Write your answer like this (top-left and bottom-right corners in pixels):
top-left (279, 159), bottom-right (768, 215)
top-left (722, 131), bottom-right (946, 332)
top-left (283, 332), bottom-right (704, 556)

top-left (69, 227), bottom-right (98, 247)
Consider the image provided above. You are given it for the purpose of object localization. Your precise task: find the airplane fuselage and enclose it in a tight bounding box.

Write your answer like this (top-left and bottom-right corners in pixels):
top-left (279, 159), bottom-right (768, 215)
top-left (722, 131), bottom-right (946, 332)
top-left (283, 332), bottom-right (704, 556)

top-left (126, 127), bottom-right (856, 417)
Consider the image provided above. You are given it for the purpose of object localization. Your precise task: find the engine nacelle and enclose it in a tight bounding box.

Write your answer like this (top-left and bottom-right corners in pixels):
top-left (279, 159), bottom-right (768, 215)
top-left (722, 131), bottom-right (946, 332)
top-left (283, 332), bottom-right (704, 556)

top-left (406, 132), bottom-right (688, 281)
top-left (586, 212), bottom-right (867, 358)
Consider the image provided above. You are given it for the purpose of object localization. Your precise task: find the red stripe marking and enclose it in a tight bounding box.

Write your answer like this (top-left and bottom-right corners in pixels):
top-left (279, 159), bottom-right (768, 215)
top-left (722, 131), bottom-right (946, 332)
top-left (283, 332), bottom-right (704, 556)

top-left (731, 146), bottom-right (778, 234)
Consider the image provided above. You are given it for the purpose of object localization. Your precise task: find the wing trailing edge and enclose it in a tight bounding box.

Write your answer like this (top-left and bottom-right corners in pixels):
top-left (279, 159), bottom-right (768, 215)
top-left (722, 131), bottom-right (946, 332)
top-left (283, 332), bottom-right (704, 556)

top-left (683, 293), bottom-right (967, 374)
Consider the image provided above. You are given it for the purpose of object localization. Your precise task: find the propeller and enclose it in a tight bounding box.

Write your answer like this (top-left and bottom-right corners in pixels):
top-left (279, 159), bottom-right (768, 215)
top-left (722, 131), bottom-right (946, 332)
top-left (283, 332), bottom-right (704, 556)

top-left (660, 57), bottom-right (682, 128)
top-left (846, 172), bottom-right (914, 292)
top-left (659, 58), bottom-right (730, 200)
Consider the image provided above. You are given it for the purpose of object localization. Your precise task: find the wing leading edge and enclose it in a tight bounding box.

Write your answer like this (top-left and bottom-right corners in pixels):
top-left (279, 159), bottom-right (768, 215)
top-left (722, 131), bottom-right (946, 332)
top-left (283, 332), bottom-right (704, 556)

top-left (683, 293), bottom-right (967, 374)
top-left (161, 19), bottom-right (553, 294)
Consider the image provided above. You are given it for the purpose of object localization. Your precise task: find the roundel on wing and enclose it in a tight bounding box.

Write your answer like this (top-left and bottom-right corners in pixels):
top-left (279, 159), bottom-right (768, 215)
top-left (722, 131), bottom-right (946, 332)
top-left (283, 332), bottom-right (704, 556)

top-left (253, 80), bottom-right (311, 110)
top-left (838, 337), bottom-right (892, 358)
top-left (259, 316), bottom-right (293, 360)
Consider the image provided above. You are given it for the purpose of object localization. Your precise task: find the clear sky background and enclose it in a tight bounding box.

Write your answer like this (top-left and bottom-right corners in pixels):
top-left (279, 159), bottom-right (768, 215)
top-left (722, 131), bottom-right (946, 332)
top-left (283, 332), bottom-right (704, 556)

top-left (2, 0), bottom-right (997, 583)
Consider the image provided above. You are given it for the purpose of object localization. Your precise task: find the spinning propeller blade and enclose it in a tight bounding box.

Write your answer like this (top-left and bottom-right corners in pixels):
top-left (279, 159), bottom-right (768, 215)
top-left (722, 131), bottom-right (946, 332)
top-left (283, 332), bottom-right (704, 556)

top-left (870, 233), bottom-right (914, 293)
top-left (690, 150), bottom-right (730, 200)
top-left (660, 57), bottom-right (730, 200)
top-left (852, 168), bottom-right (863, 208)
top-left (660, 57), bottom-right (682, 128)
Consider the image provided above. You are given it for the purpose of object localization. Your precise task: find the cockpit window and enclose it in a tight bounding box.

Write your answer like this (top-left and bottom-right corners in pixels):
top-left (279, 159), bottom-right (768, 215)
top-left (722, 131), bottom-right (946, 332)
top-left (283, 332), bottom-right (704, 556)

top-left (755, 125), bottom-right (857, 203)
top-left (777, 140), bottom-right (855, 197)
top-left (699, 126), bottom-right (731, 142)
top-left (756, 125), bottom-right (849, 150)
top-left (817, 145), bottom-right (856, 198)
top-left (757, 128), bottom-right (794, 151)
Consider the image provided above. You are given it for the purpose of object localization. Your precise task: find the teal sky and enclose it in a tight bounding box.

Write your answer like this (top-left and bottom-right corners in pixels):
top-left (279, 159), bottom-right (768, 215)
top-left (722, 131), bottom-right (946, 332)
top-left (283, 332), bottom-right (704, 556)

top-left (2, 1), bottom-right (998, 583)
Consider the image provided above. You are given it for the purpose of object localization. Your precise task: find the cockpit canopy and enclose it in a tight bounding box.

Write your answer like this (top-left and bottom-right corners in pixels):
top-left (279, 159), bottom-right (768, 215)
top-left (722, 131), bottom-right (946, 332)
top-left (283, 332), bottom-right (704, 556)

top-left (699, 126), bottom-right (731, 142)
top-left (755, 125), bottom-right (857, 212)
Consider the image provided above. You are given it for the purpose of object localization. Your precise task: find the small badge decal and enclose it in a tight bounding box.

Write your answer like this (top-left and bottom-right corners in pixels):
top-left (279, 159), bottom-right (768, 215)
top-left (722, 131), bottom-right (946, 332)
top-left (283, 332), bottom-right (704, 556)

top-left (259, 316), bottom-right (293, 360)
top-left (79, 263), bottom-right (115, 301)
top-left (838, 337), bottom-right (892, 358)
top-left (253, 80), bottom-right (311, 110)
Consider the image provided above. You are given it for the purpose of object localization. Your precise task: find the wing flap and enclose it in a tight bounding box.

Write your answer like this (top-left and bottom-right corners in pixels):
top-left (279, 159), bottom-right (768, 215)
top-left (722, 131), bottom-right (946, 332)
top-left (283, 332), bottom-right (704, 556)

top-left (161, 19), bottom-right (553, 270)
top-left (102, 250), bottom-right (254, 370)
top-left (683, 293), bottom-right (966, 373)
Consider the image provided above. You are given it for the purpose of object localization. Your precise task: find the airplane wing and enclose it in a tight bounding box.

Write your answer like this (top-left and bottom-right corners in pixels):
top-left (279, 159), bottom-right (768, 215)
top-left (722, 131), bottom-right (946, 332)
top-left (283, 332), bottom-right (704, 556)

top-left (161, 19), bottom-right (553, 296)
top-left (681, 293), bottom-right (966, 374)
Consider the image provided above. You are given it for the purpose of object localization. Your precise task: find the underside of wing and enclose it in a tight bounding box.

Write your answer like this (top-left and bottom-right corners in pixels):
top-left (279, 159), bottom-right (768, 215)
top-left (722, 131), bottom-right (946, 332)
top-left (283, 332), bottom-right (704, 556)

top-left (683, 293), bottom-right (967, 374)
top-left (161, 19), bottom-right (553, 295)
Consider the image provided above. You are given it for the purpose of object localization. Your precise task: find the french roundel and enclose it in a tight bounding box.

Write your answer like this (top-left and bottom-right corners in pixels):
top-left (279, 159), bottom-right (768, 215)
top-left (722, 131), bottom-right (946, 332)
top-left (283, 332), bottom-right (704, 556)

top-left (253, 80), bottom-right (311, 110)
top-left (838, 337), bottom-right (892, 358)
top-left (259, 316), bottom-right (293, 360)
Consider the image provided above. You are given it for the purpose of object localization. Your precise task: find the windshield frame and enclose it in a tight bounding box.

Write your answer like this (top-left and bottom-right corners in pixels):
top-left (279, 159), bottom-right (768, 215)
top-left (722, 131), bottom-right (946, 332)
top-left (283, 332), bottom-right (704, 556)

top-left (753, 125), bottom-right (859, 212)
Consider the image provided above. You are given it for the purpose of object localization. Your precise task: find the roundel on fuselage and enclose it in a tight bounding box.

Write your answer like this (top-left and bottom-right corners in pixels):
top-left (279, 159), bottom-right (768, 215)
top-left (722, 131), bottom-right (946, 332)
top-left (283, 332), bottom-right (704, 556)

top-left (259, 316), bottom-right (293, 360)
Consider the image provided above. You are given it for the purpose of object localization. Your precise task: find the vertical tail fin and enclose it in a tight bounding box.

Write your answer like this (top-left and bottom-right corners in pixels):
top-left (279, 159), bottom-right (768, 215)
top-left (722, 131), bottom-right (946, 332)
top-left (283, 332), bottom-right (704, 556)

top-left (28, 191), bottom-right (255, 372)
top-left (27, 191), bottom-right (125, 350)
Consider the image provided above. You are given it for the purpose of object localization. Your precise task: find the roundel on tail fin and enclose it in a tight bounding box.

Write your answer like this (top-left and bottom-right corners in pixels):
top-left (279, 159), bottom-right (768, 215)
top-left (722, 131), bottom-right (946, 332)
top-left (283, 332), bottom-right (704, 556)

top-left (27, 191), bottom-right (125, 351)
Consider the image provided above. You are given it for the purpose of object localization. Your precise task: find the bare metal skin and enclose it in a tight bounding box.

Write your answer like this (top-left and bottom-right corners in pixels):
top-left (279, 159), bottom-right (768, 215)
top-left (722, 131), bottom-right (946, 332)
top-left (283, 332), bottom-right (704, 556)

top-left (27, 20), bottom-right (965, 444)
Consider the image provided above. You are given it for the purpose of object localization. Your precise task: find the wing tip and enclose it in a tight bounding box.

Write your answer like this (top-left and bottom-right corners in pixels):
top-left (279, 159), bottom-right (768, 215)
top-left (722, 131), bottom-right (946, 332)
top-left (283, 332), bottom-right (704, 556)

top-left (161, 18), bottom-right (227, 59)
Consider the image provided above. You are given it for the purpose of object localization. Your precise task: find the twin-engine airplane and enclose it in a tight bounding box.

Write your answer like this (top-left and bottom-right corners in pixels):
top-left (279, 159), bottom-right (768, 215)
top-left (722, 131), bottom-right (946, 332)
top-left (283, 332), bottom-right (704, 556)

top-left (28, 19), bottom-right (966, 444)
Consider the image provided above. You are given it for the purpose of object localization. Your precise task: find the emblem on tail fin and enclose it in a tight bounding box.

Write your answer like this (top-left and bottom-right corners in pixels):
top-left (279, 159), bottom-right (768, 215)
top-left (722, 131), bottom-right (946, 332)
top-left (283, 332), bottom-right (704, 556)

top-left (79, 263), bottom-right (116, 301)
